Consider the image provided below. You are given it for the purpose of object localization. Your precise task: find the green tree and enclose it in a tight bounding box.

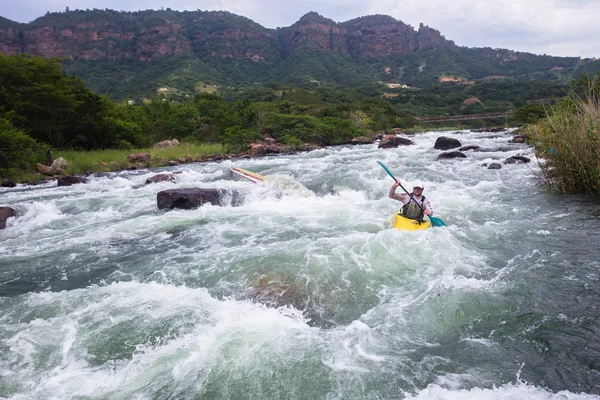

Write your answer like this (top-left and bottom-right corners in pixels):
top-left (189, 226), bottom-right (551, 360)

top-left (0, 118), bottom-right (44, 179)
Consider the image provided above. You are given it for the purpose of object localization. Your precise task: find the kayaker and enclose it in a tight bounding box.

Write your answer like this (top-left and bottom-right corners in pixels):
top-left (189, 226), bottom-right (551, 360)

top-left (389, 181), bottom-right (432, 220)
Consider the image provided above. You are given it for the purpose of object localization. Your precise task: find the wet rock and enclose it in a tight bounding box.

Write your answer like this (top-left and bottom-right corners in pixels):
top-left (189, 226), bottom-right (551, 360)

top-left (378, 135), bottom-right (414, 148)
top-left (458, 145), bottom-right (480, 151)
top-left (203, 154), bottom-right (224, 162)
top-left (510, 135), bottom-right (527, 143)
top-left (1, 179), bottom-right (16, 188)
top-left (58, 176), bottom-right (88, 186)
top-left (437, 151), bottom-right (467, 160)
top-left (0, 207), bottom-right (15, 229)
top-left (434, 136), bottom-right (461, 150)
top-left (145, 174), bottom-right (176, 185)
top-left (504, 155), bottom-right (531, 164)
top-left (157, 188), bottom-right (244, 210)
top-left (487, 163), bottom-right (502, 169)
top-left (298, 144), bottom-right (322, 152)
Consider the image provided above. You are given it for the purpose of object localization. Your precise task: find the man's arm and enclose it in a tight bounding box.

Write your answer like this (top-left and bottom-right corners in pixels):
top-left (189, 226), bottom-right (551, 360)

top-left (389, 182), bottom-right (407, 201)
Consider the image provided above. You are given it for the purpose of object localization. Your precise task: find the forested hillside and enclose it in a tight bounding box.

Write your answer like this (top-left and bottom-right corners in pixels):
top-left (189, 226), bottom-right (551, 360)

top-left (1, 9), bottom-right (598, 99)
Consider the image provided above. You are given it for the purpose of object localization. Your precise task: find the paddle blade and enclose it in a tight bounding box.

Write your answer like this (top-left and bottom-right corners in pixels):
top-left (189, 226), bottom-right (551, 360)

top-left (429, 215), bottom-right (447, 227)
top-left (377, 161), bottom-right (397, 181)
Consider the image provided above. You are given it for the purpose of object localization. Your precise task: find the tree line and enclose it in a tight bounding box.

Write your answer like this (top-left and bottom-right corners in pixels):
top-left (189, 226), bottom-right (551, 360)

top-left (1, 54), bottom-right (559, 181)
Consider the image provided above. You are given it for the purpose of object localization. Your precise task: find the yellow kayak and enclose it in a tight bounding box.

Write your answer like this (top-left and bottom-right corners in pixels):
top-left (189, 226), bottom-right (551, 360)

top-left (392, 213), bottom-right (431, 231)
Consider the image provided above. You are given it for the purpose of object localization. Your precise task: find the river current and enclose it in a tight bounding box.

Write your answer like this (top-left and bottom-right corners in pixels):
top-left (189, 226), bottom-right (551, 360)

top-left (1, 130), bottom-right (599, 399)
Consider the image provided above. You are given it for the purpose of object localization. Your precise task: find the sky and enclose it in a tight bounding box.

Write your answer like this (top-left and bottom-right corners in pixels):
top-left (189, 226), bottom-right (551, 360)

top-left (2, 0), bottom-right (599, 58)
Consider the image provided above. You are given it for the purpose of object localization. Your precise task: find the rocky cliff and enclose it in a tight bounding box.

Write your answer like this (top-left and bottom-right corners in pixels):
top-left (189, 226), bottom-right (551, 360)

top-left (0, 10), bottom-right (453, 62)
top-left (0, 10), bottom-right (583, 97)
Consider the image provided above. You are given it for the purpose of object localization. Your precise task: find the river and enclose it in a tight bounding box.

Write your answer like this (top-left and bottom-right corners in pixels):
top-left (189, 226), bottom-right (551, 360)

top-left (1, 130), bottom-right (599, 399)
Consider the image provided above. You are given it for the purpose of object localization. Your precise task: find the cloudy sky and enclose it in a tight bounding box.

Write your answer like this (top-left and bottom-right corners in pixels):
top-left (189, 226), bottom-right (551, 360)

top-left (2, 0), bottom-right (599, 58)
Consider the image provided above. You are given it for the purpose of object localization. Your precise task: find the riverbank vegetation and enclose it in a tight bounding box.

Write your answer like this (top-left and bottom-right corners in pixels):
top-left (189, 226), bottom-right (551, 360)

top-left (0, 54), bottom-right (571, 184)
top-left (530, 73), bottom-right (600, 194)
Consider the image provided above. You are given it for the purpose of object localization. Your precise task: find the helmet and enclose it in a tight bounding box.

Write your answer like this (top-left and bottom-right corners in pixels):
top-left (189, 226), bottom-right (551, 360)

top-left (413, 182), bottom-right (424, 189)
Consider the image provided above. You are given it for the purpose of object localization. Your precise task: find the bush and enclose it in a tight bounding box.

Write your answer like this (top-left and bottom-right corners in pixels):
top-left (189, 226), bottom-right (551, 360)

top-left (0, 119), bottom-right (44, 179)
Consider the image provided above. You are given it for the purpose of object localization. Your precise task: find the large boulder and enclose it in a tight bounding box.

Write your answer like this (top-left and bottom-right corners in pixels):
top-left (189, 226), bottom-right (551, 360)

top-left (0, 207), bottom-right (15, 229)
top-left (437, 151), bottom-right (467, 160)
top-left (157, 188), bottom-right (244, 210)
top-left (434, 136), bottom-right (462, 150)
top-left (378, 135), bottom-right (414, 149)
top-left (1, 179), bottom-right (16, 188)
top-left (58, 176), bottom-right (88, 186)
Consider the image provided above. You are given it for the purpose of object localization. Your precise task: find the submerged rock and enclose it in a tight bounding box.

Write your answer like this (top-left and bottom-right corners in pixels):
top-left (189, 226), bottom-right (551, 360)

top-left (157, 188), bottom-right (245, 209)
top-left (437, 151), bottom-right (467, 160)
top-left (57, 176), bottom-right (88, 186)
top-left (146, 174), bottom-right (176, 184)
top-left (0, 207), bottom-right (15, 229)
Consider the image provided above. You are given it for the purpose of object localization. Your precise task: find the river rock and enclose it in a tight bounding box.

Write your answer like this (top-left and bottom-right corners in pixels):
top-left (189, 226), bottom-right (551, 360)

top-left (51, 157), bottom-right (68, 171)
top-left (510, 135), bottom-right (527, 143)
top-left (351, 136), bottom-right (374, 145)
top-left (157, 188), bottom-right (244, 210)
top-left (437, 151), bottom-right (467, 160)
top-left (1, 179), bottom-right (16, 188)
top-left (434, 136), bottom-right (461, 150)
top-left (298, 144), bottom-right (322, 152)
top-left (378, 135), bottom-right (414, 148)
top-left (57, 176), bottom-right (88, 186)
top-left (458, 145), bottom-right (480, 151)
top-left (36, 163), bottom-right (54, 176)
top-left (146, 174), bottom-right (176, 184)
top-left (0, 207), bottom-right (15, 229)
top-left (127, 153), bottom-right (151, 163)
top-left (504, 155), bottom-right (531, 164)
top-left (487, 163), bottom-right (502, 169)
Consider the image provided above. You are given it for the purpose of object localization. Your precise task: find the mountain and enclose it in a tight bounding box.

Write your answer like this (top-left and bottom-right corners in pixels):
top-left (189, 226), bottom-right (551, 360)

top-left (0, 9), bottom-right (596, 98)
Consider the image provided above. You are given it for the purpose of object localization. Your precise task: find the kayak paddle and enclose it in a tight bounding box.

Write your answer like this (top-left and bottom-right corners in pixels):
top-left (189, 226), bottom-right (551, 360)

top-left (377, 161), bottom-right (447, 227)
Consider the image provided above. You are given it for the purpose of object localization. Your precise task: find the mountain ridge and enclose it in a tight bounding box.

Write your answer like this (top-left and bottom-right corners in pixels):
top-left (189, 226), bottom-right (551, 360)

top-left (0, 9), bottom-right (594, 98)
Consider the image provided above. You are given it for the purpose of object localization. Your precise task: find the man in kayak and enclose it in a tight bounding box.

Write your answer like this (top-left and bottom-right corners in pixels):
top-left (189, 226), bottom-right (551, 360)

top-left (389, 181), bottom-right (433, 220)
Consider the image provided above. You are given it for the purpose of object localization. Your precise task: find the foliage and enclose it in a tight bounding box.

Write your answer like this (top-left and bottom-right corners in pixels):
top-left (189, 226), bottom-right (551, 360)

top-left (530, 74), bottom-right (600, 193)
top-left (0, 118), bottom-right (44, 179)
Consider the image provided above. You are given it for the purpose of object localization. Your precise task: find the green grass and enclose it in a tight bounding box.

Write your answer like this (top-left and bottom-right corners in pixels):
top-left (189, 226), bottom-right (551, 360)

top-left (54, 143), bottom-right (224, 175)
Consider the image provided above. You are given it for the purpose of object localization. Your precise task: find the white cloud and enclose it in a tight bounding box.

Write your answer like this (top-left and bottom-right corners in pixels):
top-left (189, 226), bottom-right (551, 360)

top-left (365, 0), bottom-right (600, 57)
top-left (1, 0), bottom-right (598, 57)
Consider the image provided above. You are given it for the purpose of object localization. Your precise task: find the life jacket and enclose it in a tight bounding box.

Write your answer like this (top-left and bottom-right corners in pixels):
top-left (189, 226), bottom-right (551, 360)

top-left (400, 194), bottom-right (426, 220)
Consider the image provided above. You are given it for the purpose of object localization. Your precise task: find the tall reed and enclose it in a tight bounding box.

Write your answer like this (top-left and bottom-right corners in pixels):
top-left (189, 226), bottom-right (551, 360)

top-left (531, 81), bottom-right (600, 194)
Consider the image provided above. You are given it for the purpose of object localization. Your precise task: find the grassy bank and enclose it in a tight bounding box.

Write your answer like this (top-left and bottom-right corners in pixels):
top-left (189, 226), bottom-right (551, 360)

top-left (54, 143), bottom-right (224, 176)
top-left (530, 93), bottom-right (600, 194)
